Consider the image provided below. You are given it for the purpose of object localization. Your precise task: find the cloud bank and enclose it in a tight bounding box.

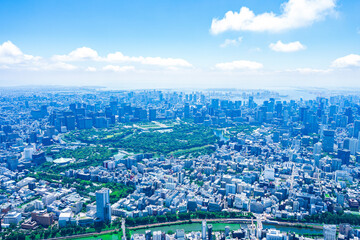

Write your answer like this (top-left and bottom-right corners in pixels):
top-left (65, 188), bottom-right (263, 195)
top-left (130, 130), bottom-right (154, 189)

top-left (0, 41), bottom-right (192, 71)
top-left (210, 0), bottom-right (336, 34)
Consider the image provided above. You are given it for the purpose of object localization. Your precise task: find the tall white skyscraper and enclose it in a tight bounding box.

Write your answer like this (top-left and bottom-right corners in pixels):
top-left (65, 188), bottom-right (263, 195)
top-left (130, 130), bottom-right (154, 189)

top-left (96, 188), bottom-right (111, 222)
top-left (202, 220), bottom-right (207, 240)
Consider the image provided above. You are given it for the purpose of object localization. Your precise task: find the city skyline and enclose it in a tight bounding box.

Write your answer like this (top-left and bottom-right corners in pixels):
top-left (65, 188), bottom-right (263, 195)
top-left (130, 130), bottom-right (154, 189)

top-left (2, 88), bottom-right (360, 239)
top-left (0, 0), bottom-right (360, 89)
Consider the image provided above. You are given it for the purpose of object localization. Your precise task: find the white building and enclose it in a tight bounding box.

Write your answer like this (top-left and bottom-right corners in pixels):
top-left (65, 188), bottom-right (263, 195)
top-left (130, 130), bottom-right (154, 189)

top-left (3, 212), bottom-right (22, 225)
top-left (264, 167), bottom-right (275, 181)
top-left (153, 231), bottom-right (162, 240)
top-left (16, 176), bottom-right (36, 188)
top-left (176, 229), bottom-right (185, 240)
top-left (42, 193), bottom-right (56, 206)
top-left (266, 229), bottom-right (287, 240)
top-left (34, 200), bottom-right (44, 210)
top-left (323, 225), bottom-right (337, 240)
top-left (202, 220), bottom-right (207, 240)
top-left (24, 147), bottom-right (34, 160)
top-left (96, 188), bottom-right (111, 222)
top-left (58, 212), bottom-right (74, 227)
top-left (165, 182), bottom-right (176, 190)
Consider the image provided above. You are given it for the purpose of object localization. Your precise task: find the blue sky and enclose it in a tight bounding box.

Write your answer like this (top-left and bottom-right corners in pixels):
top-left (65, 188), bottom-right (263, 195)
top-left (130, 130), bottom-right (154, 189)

top-left (0, 0), bottom-right (359, 89)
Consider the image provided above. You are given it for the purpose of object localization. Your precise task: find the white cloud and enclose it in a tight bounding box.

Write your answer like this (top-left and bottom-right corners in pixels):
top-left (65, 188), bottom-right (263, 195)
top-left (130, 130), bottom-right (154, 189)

top-left (215, 60), bottom-right (263, 70)
top-left (141, 57), bottom-right (192, 67)
top-left (51, 47), bottom-right (192, 68)
top-left (0, 41), bottom-right (41, 64)
top-left (0, 41), bottom-right (192, 72)
top-left (42, 62), bottom-right (78, 71)
top-left (210, 0), bottom-right (336, 34)
top-left (220, 37), bottom-right (243, 48)
top-left (52, 47), bottom-right (99, 62)
top-left (331, 54), bottom-right (360, 68)
top-left (269, 40), bottom-right (306, 52)
top-left (292, 68), bottom-right (332, 73)
top-left (0, 41), bottom-right (77, 71)
top-left (86, 67), bottom-right (97, 72)
top-left (103, 65), bottom-right (135, 72)
top-left (105, 52), bottom-right (192, 67)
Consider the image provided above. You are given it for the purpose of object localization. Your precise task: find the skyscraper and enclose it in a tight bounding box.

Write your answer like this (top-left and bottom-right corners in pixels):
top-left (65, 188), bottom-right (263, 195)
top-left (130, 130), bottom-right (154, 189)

top-left (96, 188), bottom-right (111, 222)
top-left (313, 142), bottom-right (322, 155)
top-left (184, 103), bottom-right (190, 119)
top-left (149, 108), bottom-right (157, 121)
top-left (337, 149), bottom-right (350, 165)
top-left (211, 99), bottom-right (219, 110)
top-left (207, 224), bottom-right (213, 240)
top-left (323, 130), bottom-right (335, 152)
top-left (354, 120), bottom-right (360, 138)
top-left (202, 220), bottom-right (207, 240)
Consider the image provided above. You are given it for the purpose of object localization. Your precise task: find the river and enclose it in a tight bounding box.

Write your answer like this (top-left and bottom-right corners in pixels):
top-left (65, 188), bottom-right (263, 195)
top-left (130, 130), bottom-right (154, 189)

top-left (77, 222), bottom-right (322, 240)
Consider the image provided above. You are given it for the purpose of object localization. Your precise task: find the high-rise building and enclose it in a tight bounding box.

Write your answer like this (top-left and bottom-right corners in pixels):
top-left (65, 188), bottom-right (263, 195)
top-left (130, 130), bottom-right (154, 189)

top-left (313, 142), bottom-right (322, 155)
top-left (337, 149), bottom-right (350, 165)
top-left (339, 223), bottom-right (352, 238)
top-left (275, 101), bottom-right (282, 117)
top-left (145, 230), bottom-right (151, 240)
top-left (96, 188), bottom-right (111, 222)
top-left (95, 117), bottom-right (108, 128)
top-left (121, 219), bottom-right (126, 240)
top-left (343, 137), bottom-right (350, 150)
top-left (248, 96), bottom-right (254, 108)
top-left (66, 116), bottom-right (76, 131)
top-left (202, 220), bottom-right (207, 240)
top-left (337, 193), bottom-right (345, 206)
top-left (299, 107), bottom-right (309, 122)
top-left (153, 231), bottom-right (162, 240)
top-left (184, 103), bottom-right (190, 119)
top-left (323, 130), bottom-right (335, 152)
top-left (354, 120), bottom-right (360, 138)
top-left (149, 108), bottom-right (157, 121)
top-left (207, 224), bottom-right (213, 240)
top-left (6, 156), bottom-right (18, 171)
top-left (349, 138), bottom-right (358, 155)
top-left (211, 99), bottom-right (219, 110)
top-left (225, 226), bottom-right (230, 237)
top-left (272, 131), bottom-right (280, 143)
top-left (345, 107), bottom-right (354, 123)
top-left (329, 105), bottom-right (337, 117)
